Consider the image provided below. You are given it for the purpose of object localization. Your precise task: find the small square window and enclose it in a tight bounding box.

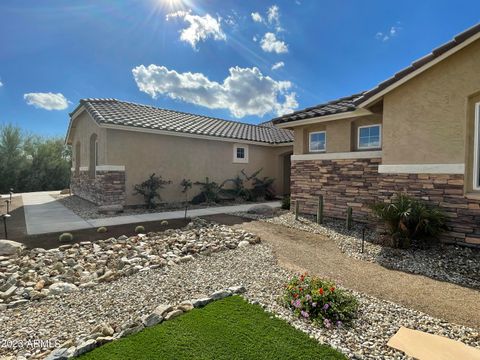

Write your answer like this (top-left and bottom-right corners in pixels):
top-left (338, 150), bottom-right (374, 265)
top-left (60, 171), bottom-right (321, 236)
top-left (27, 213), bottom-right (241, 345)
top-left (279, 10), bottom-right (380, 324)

top-left (309, 131), bottom-right (326, 152)
top-left (236, 147), bottom-right (245, 159)
top-left (233, 144), bottom-right (249, 163)
top-left (358, 124), bottom-right (382, 149)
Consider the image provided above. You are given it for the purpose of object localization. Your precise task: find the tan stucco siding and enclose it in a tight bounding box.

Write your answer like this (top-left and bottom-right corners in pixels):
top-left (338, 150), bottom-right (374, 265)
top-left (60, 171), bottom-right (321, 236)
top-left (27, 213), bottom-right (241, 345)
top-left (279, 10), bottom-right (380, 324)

top-left (106, 129), bottom-right (292, 205)
top-left (71, 112), bottom-right (107, 168)
top-left (292, 115), bottom-right (382, 154)
top-left (382, 38), bottom-right (480, 165)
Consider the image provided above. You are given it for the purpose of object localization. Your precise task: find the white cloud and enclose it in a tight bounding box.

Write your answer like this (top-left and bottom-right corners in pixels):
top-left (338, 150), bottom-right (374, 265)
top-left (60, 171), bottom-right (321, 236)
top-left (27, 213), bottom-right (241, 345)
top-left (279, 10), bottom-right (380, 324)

top-left (271, 61), bottom-right (285, 70)
top-left (166, 10), bottom-right (226, 50)
top-left (24, 92), bottom-right (69, 110)
top-left (132, 64), bottom-right (297, 118)
top-left (251, 12), bottom-right (263, 23)
top-left (0, 80), bottom-right (3, 87)
top-left (260, 32), bottom-right (288, 53)
top-left (375, 25), bottom-right (402, 42)
top-left (267, 5), bottom-right (280, 25)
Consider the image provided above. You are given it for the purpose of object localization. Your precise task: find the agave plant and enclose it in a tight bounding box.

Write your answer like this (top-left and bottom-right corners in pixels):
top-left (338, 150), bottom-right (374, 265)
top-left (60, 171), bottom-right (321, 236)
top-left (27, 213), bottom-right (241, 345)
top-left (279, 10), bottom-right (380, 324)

top-left (370, 193), bottom-right (446, 248)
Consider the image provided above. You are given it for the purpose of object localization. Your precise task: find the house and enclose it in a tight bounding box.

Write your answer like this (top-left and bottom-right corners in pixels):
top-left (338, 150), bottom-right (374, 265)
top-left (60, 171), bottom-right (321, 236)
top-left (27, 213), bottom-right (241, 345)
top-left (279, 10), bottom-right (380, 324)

top-left (65, 99), bottom-right (293, 207)
top-left (272, 23), bottom-right (480, 246)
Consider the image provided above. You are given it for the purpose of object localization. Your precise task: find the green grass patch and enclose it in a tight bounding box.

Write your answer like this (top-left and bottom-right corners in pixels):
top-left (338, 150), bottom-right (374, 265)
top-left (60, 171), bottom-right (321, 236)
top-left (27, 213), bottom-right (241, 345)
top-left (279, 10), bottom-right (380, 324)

top-left (78, 296), bottom-right (346, 360)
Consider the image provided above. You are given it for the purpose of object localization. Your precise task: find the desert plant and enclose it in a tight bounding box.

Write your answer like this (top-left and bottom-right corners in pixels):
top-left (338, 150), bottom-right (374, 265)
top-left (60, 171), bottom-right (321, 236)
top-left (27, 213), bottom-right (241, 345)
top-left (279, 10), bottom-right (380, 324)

top-left (223, 169), bottom-right (263, 201)
top-left (251, 176), bottom-right (276, 201)
top-left (281, 195), bottom-right (290, 210)
top-left (135, 225), bottom-right (145, 234)
top-left (180, 178), bottom-right (193, 218)
top-left (58, 232), bottom-right (73, 242)
top-left (193, 177), bottom-right (225, 204)
top-left (370, 192), bottom-right (446, 248)
top-left (161, 220), bottom-right (168, 226)
top-left (96, 226), bottom-right (107, 233)
top-left (133, 173), bottom-right (171, 209)
top-left (284, 274), bottom-right (358, 328)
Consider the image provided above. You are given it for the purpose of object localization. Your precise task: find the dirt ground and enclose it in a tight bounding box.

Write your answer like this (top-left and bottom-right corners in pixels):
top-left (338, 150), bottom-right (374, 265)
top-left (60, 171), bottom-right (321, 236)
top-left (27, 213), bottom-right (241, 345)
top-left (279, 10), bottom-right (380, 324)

top-left (233, 220), bottom-right (480, 329)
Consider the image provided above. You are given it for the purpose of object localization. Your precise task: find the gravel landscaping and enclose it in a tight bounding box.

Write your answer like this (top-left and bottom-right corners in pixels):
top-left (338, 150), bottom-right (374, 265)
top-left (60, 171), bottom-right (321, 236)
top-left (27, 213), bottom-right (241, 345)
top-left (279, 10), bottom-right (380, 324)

top-left (54, 194), bottom-right (258, 220)
top-left (235, 211), bottom-right (480, 289)
top-left (1, 222), bottom-right (479, 359)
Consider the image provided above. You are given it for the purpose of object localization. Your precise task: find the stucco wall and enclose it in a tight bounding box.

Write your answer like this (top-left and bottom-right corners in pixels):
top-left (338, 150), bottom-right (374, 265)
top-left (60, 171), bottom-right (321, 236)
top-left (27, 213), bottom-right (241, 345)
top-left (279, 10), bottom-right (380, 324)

top-left (382, 38), bottom-right (480, 165)
top-left (70, 111), bottom-right (107, 168)
top-left (105, 128), bottom-right (292, 205)
top-left (292, 115), bottom-right (382, 155)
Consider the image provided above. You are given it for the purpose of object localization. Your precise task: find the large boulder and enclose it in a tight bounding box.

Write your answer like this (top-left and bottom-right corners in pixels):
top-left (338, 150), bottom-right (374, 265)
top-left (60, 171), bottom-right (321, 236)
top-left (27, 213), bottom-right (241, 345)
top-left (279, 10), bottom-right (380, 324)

top-left (0, 239), bottom-right (24, 256)
top-left (246, 204), bottom-right (275, 216)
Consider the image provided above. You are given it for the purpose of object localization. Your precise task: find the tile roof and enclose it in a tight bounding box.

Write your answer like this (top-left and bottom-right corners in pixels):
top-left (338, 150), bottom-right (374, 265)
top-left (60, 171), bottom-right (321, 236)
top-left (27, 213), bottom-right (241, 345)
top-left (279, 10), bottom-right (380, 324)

top-left (71, 99), bottom-right (293, 144)
top-left (272, 23), bottom-right (480, 125)
top-left (271, 92), bottom-right (365, 125)
top-left (357, 23), bottom-right (480, 106)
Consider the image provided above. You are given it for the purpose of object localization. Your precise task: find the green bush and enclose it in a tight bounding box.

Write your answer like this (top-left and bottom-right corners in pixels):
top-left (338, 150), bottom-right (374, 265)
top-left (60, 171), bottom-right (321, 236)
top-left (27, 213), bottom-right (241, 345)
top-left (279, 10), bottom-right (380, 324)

top-left (135, 225), bottom-right (145, 234)
top-left (284, 274), bottom-right (358, 329)
top-left (193, 177), bottom-right (225, 204)
top-left (281, 195), bottom-right (290, 210)
top-left (370, 192), bottom-right (446, 248)
top-left (96, 226), bottom-right (107, 233)
top-left (58, 232), bottom-right (73, 242)
top-left (134, 173), bottom-right (171, 209)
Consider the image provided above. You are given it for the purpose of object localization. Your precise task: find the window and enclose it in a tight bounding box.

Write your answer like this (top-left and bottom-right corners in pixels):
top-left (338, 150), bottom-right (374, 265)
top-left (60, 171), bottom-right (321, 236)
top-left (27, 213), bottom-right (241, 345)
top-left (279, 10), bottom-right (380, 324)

top-left (358, 124), bottom-right (381, 149)
top-left (309, 131), bottom-right (326, 152)
top-left (474, 103), bottom-right (480, 190)
top-left (233, 144), bottom-right (249, 163)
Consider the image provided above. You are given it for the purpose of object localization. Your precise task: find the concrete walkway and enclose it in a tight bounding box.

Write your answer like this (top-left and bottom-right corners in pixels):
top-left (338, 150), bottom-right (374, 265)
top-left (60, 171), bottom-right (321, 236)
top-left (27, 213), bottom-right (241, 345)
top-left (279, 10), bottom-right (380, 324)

top-left (22, 191), bottom-right (280, 235)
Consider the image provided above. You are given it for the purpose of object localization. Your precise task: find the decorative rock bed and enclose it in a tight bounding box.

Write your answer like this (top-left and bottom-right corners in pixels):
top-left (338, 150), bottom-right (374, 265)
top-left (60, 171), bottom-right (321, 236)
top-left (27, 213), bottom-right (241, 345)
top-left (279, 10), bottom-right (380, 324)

top-left (1, 241), bottom-right (479, 359)
top-left (235, 211), bottom-right (480, 289)
top-left (45, 286), bottom-right (246, 360)
top-left (0, 218), bottom-right (260, 308)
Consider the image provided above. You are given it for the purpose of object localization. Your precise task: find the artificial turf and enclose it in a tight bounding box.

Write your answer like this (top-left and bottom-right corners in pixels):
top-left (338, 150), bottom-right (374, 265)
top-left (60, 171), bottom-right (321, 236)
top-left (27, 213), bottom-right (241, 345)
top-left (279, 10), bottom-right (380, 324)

top-left (78, 296), bottom-right (346, 360)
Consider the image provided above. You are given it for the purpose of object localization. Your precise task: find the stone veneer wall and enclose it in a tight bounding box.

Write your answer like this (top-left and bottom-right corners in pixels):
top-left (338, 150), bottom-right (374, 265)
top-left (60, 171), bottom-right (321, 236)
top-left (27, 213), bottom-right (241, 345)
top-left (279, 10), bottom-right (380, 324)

top-left (291, 157), bottom-right (480, 246)
top-left (70, 170), bottom-right (126, 206)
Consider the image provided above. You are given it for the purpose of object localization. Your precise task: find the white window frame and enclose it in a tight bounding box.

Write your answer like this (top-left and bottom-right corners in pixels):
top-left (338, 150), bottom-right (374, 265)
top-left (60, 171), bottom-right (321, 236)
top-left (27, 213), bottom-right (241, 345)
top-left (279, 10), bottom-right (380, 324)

top-left (309, 131), bottom-right (326, 153)
top-left (357, 124), bottom-right (382, 150)
top-left (233, 144), bottom-right (249, 163)
top-left (473, 103), bottom-right (480, 190)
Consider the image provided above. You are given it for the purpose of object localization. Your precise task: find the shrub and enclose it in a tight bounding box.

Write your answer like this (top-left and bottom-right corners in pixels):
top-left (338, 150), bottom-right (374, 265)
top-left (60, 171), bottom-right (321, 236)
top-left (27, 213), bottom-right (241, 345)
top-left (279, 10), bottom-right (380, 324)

top-left (134, 173), bottom-right (171, 209)
top-left (135, 225), bottom-right (145, 234)
top-left (161, 220), bottom-right (168, 226)
top-left (281, 195), bottom-right (290, 210)
top-left (58, 232), bottom-right (73, 242)
top-left (96, 226), bottom-right (107, 233)
top-left (370, 192), bottom-right (446, 248)
top-left (193, 177), bottom-right (225, 204)
top-left (251, 176), bottom-right (276, 201)
top-left (284, 274), bottom-right (358, 329)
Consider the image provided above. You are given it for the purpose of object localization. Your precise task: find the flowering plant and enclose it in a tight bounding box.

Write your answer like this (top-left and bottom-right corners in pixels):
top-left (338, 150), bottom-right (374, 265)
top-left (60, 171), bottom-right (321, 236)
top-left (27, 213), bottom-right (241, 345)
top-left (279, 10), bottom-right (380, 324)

top-left (283, 274), bottom-right (358, 329)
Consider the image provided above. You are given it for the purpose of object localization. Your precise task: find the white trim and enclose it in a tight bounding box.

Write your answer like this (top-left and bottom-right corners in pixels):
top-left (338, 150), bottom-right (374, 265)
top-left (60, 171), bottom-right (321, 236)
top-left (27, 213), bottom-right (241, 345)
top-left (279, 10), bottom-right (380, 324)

top-left (378, 163), bottom-right (465, 174)
top-left (233, 144), bottom-right (249, 163)
top-left (357, 124), bottom-right (382, 150)
top-left (101, 123), bottom-right (291, 147)
top-left (309, 131), bottom-right (326, 152)
top-left (95, 165), bottom-right (125, 172)
top-left (275, 108), bottom-right (372, 129)
top-left (292, 150), bottom-right (382, 161)
top-left (358, 32), bottom-right (480, 107)
top-left (474, 103), bottom-right (480, 190)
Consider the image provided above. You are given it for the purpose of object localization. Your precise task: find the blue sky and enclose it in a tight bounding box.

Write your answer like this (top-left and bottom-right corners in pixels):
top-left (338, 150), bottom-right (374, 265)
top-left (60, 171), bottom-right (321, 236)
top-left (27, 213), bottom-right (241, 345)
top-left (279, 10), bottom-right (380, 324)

top-left (0, 0), bottom-right (479, 137)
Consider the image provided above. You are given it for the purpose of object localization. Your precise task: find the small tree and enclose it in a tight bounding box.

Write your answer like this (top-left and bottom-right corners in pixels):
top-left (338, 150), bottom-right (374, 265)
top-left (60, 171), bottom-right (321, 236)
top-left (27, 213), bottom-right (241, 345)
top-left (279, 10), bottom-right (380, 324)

top-left (133, 173), bottom-right (171, 209)
top-left (180, 178), bottom-right (192, 219)
top-left (193, 177), bottom-right (225, 204)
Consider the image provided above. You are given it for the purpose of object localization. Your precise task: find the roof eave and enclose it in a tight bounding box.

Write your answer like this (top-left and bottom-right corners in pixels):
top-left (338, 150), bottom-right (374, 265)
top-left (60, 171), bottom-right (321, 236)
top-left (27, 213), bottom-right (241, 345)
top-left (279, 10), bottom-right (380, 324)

top-left (275, 108), bottom-right (373, 128)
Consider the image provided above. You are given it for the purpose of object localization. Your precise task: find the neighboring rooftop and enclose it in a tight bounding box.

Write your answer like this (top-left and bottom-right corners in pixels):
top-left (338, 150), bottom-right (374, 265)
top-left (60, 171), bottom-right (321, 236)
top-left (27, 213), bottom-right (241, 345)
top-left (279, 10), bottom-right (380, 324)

top-left (273, 22), bottom-right (480, 125)
top-left (69, 99), bottom-right (293, 144)
top-left (272, 92), bottom-right (365, 125)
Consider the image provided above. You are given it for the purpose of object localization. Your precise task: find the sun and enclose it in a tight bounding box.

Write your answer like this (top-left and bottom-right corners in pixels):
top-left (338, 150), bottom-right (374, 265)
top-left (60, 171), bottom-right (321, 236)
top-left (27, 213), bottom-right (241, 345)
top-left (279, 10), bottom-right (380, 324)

top-left (156, 0), bottom-right (188, 11)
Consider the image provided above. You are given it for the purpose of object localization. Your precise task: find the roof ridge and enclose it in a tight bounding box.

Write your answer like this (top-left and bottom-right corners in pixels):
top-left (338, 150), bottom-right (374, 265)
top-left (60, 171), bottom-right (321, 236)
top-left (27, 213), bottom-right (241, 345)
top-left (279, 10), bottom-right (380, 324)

top-left (81, 98), bottom-right (273, 129)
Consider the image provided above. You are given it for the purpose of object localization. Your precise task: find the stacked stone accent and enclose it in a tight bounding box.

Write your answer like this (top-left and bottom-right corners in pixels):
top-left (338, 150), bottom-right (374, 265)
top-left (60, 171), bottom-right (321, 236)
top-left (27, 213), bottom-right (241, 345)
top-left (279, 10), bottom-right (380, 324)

top-left (291, 157), bottom-right (480, 246)
top-left (70, 169), bottom-right (126, 206)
